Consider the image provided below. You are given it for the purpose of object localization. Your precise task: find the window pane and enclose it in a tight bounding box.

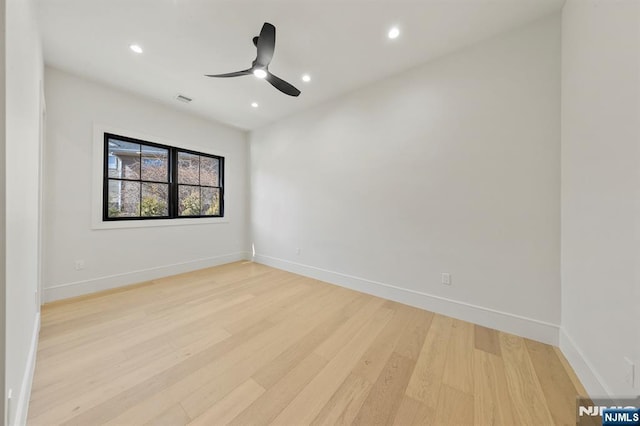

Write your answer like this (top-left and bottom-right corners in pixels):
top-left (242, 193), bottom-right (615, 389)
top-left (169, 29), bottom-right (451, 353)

top-left (108, 139), bottom-right (140, 179)
top-left (107, 155), bottom-right (120, 178)
top-left (201, 187), bottom-right (220, 216)
top-left (108, 179), bottom-right (140, 217)
top-left (200, 156), bottom-right (219, 187)
top-left (178, 185), bottom-right (200, 216)
top-left (141, 183), bottom-right (169, 217)
top-left (141, 145), bottom-right (169, 182)
top-left (178, 152), bottom-right (199, 185)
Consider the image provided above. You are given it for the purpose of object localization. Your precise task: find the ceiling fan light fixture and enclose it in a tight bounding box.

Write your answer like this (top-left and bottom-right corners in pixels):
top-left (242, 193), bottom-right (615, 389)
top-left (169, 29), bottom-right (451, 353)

top-left (205, 22), bottom-right (301, 97)
top-left (253, 69), bottom-right (267, 79)
top-left (388, 27), bottom-right (400, 39)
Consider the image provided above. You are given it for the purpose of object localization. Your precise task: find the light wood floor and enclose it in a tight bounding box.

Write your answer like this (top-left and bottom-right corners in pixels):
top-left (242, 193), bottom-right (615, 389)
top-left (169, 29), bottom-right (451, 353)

top-left (29, 261), bottom-right (587, 425)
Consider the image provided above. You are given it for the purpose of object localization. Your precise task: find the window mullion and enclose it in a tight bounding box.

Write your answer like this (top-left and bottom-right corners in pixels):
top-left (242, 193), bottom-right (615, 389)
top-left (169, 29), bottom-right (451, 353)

top-left (138, 148), bottom-right (142, 217)
top-left (174, 147), bottom-right (180, 218)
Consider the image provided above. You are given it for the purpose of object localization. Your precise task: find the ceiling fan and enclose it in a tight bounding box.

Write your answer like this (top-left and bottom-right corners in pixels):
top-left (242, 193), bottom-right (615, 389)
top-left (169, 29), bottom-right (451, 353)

top-left (205, 22), bottom-right (301, 97)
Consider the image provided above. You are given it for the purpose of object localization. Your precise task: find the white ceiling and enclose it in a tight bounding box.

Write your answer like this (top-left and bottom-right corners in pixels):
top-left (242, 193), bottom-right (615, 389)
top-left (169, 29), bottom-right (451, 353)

top-left (37, 0), bottom-right (564, 131)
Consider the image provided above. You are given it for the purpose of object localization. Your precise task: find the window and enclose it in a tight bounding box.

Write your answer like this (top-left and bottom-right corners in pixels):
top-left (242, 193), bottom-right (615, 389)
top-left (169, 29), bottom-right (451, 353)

top-left (103, 133), bottom-right (224, 221)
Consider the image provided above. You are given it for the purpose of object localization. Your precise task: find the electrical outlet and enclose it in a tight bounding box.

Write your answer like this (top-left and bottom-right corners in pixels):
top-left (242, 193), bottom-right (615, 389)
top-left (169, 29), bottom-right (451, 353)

top-left (624, 357), bottom-right (635, 388)
top-left (74, 260), bottom-right (85, 271)
top-left (441, 273), bottom-right (451, 286)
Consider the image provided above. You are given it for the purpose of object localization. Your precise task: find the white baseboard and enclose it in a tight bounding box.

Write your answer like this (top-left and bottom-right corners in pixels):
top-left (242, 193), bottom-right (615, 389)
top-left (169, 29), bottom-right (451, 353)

top-left (253, 254), bottom-right (560, 346)
top-left (559, 327), bottom-right (611, 398)
top-left (13, 312), bottom-right (40, 426)
top-left (44, 252), bottom-right (251, 302)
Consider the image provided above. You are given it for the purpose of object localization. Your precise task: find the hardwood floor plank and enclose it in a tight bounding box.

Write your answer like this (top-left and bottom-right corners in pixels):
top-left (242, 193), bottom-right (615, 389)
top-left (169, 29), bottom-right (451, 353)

top-left (394, 308), bottom-right (434, 361)
top-left (143, 404), bottom-right (191, 426)
top-left (392, 395), bottom-right (420, 426)
top-left (251, 303), bottom-right (354, 389)
top-left (32, 297), bottom-right (243, 401)
top-left (103, 289), bottom-right (361, 426)
top-left (187, 379), bottom-right (265, 426)
top-left (405, 314), bottom-right (453, 408)
top-left (351, 304), bottom-right (415, 384)
top-left (221, 281), bottom-right (323, 334)
top-left (31, 325), bottom-right (231, 415)
top-left (178, 288), bottom-right (367, 421)
top-left (28, 262), bottom-right (588, 426)
top-left (434, 384), bottom-right (474, 426)
top-left (499, 332), bottom-right (555, 425)
top-left (40, 266), bottom-right (267, 331)
top-left (313, 297), bottom-right (386, 360)
top-left (270, 306), bottom-right (393, 425)
top-left (37, 292), bottom-right (253, 358)
top-left (40, 273), bottom-right (299, 363)
top-left (553, 346), bottom-right (590, 398)
top-left (42, 319), bottom-right (276, 425)
top-left (228, 353), bottom-right (327, 426)
top-left (351, 352), bottom-right (416, 426)
top-left (442, 318), bottom-right (475, 394)
top-left (310, 374), bottom-right (373, 426)
top-left (474, 324), bottom-right (502, 356)
top-left (178, 315), bottom-right (334, 419)
top-left (473, 349), bottom-right (516, 426)
top-left (525, 338), bottom-right (579, 426)
top-left (31, 336), bottom-right (222, 422)
top-left (392, 395), bottom-right (434, 426)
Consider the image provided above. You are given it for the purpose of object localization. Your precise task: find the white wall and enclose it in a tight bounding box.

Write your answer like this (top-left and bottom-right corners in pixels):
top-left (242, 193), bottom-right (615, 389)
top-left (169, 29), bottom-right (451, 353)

top-left (560, 0), bottom-right (640, 398)
top-left (5, 0), bottom-right (43, 423)
top-left (43, 68), bottom-right (249, 302)
top-left (250, 15), bottom-right (561, 344)
top-left (0, 0), bottom-right (6, 423)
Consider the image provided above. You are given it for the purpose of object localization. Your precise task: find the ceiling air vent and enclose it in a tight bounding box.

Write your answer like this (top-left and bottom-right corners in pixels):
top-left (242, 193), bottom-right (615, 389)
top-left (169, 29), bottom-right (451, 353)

top-left (175, 94), bottom-right (193, 103)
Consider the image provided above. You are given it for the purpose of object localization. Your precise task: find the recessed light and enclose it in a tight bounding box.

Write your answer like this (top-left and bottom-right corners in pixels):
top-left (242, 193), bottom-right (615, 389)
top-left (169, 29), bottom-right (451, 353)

top-left (253, 69), bottom-right (267, 79)
top-left (388, 27), bottom-right (400, 40)
top-left (302, 74), bottom-right (311, 83)
top-left (251, 102), bottom-right (259, 108)
top-left (129, 44), bottom-right (143, 54)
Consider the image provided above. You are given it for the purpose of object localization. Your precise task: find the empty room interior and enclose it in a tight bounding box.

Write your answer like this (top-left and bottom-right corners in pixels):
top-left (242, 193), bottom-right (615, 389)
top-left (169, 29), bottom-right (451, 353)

top-left (1, 0), bottom-right (639, 425)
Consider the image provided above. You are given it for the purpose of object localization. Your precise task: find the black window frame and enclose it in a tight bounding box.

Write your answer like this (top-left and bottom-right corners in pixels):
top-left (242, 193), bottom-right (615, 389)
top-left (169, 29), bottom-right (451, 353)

top-left (103, 132), bottom-right (225, 221)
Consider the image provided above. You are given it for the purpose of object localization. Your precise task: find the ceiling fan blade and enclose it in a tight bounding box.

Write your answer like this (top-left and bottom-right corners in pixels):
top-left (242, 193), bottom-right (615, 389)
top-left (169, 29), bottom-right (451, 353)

top-left (266, 72), bottom-right (301, 97)
top-left (205, 69), bottom-right (252, 78)
top-left (255, 22), bottom-right (276, 67)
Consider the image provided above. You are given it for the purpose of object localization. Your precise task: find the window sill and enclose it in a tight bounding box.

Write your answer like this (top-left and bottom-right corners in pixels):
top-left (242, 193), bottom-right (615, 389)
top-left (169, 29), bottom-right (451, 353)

top-left (92, 217), bottom-right (229, 230)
